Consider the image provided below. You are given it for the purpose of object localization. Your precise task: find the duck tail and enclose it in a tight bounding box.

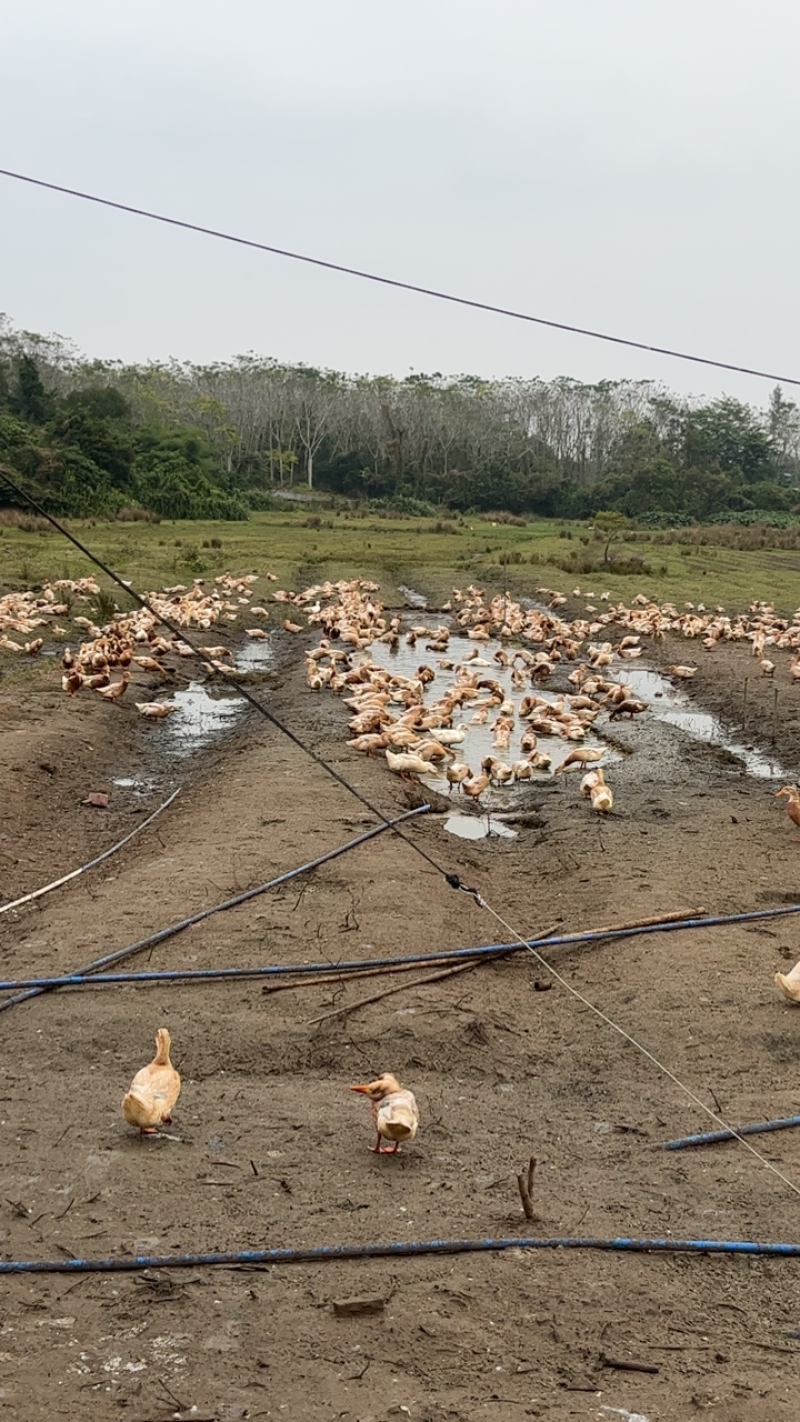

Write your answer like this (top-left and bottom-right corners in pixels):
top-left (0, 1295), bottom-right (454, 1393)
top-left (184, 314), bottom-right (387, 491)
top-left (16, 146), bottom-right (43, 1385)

top-left (122, 1088), bottom-right (156, 1128)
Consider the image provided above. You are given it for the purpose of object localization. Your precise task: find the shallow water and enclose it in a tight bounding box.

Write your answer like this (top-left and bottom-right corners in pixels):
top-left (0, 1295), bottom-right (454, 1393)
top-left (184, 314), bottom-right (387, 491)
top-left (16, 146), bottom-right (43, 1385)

top-left (367, 619), bottom-right (621, 801)
top-left (444, 813), bottom-right (518, 840)
top-left (235, 637), bottom-right (275, 671)
top-left (620, 665), bottom-right (789, 779)
top-left (397, 584), bottom-right (429, 609)
top-left (111, 775), bottom-right (155, 793)
top-left (162, 682), bottom-right (245, 755)
top-left (132, 637), bottom-right (273, 758)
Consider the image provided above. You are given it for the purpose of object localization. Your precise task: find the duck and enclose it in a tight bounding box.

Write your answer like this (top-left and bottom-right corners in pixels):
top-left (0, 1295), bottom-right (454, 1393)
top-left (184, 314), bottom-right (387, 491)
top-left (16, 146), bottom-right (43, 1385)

top-left (519, 726), bottom-right (538, 753)
top-left (461, 770), bottom-right (491, 800)
top-left (775, 959), bottom-right (800, 1003)
top-left (132, 654), bottom-right (173, 676)
top-left (96, 671), bottom-right (131, 703)
top-left (135, 702), bottom-right (179, 720)
top-left (413, 739), bottom-right (452, 763)
top-left (553, 746), bottom-right (605, 775)
top-left (775, 786), bottom-right (800, 829)
top-left (580, 769), bottom-right (605, 798)
top-left (446, 761), bottom-right (473, 792)
top-left (347, 731), bottom-right (388, 755)
top-left (427, 724), bottom-right (468, 746)
top-left (122, 1028), bottom-right (181, 1135)
top-left (385, 748), bottom-right (444, 779)
top-left (525, 750), bottom-right (552, 772)
top-left (350, 1073), bottom-right (419, 1154)
top-left (481, 755), bottom-right (514, 785)
top-left (61, 670), bottom-right (83, 696)
top-left (589, 773), bottom-right (614, 813)
top-left (608, 697), bottom-right (648, 720)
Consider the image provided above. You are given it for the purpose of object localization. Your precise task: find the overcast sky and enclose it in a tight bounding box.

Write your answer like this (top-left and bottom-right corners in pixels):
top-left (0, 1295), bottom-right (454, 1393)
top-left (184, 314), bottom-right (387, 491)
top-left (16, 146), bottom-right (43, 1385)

top-left (2, 0), bottom-right (799, 405)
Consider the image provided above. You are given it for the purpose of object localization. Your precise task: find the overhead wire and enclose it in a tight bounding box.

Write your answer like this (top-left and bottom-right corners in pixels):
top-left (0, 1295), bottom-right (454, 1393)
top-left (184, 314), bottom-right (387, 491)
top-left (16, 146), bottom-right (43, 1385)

top-left (0, 166), bottom-right (798, 388)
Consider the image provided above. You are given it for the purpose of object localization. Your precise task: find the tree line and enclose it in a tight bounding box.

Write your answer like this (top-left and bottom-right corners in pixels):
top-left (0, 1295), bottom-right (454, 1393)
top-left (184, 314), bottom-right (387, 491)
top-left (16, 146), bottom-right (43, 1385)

top-left (1, 314), bottom-right (799, 523)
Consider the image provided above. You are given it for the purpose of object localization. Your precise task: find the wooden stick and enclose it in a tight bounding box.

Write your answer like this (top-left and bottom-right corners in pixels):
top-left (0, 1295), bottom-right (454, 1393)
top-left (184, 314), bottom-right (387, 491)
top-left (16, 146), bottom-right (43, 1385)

top-left (516, 1156), bottom-right (538, 1221)
top-left (306, 957), bottom-right (498, 1026)
top-left (574, 906), bottom-right (707, 937)
top-left (290, 909), bottom-right (705, 1012)
top-left (263, 958), bottom-right (459, 995)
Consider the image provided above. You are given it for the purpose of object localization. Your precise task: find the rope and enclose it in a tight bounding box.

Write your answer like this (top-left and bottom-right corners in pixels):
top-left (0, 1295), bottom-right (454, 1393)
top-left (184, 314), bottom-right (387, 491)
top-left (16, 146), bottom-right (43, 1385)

top-left (0, 469), bottom-right (463, 893)
top-left (3, 900), bottom-right (800, 993)
top-left (0, 806), bottom-right (429, 1013)
top-left (0, 787), bottom-right (181, 916)
top-left (471, 894), bottom-right (800, 1200)
top-left (1, 166), bottom-right (798, 387)
top-left (4, 1234), bottom-right (800, 1275)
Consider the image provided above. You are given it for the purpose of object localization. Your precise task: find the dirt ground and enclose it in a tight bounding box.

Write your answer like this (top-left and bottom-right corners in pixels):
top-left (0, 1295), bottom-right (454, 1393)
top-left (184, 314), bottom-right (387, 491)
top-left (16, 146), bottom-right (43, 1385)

top-left (3, 610), bottom-right (800, 1422)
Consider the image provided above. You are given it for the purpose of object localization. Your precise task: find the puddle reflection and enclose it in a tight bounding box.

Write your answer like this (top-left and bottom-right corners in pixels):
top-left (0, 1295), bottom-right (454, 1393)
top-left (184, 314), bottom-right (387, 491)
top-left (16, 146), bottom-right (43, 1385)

top-left (445, 814), bottom-right (518, 840)
top-left (621, 665), bottom-right (788, 779)
top-left (164, 682), bottom-right (245, 755)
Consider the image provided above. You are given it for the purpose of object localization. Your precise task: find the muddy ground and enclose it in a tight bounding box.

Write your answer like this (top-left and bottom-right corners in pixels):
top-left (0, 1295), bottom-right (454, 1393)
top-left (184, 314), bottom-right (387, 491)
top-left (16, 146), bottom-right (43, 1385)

top-left (3, 615), bottom-right (800, 1422)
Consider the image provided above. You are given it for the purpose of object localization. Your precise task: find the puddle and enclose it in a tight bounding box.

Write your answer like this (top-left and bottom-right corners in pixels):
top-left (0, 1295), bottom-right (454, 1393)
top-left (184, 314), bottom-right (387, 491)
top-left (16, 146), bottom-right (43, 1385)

top-left (397, 585), bottom-right (428, 608)
top-left (112, 776), bottom-right (156, 794)
top-left (235, 637), bottom-right (275, 671)
top-left (445, 814), bottom-right (518, 840)
top-left (621, 666), bottom-right (789, 779)
top-left (367, 619), bottom-right (621, 800)
top-left (163, 682), bottom-right (246, 755)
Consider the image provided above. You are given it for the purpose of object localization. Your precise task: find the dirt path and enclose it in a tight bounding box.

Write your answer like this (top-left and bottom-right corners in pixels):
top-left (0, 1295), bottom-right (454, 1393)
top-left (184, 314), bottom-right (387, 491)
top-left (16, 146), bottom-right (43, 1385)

top-left (2, 625), bottom-right (800, 1422)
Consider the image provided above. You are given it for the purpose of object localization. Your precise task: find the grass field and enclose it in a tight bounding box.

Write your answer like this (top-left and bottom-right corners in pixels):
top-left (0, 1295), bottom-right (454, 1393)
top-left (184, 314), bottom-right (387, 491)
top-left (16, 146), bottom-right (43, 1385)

top-left (1, 506), bottom-right (799, 616)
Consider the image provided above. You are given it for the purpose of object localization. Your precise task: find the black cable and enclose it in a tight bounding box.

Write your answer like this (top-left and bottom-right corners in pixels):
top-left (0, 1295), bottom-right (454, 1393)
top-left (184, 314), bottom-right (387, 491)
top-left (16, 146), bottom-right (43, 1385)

top-left (1, 166), bottom-right (797, 388)
top-left (0, 468), bottom-right (469, 893)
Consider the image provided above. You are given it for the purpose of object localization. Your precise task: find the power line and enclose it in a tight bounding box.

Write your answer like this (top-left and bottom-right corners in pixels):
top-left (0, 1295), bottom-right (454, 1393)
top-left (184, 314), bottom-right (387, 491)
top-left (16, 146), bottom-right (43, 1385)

top-left (1, 165), bottom-right (797, 388)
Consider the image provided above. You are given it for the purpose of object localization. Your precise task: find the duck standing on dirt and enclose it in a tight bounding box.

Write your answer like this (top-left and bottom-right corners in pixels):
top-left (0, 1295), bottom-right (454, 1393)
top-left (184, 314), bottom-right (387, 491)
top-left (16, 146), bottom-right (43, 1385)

top-left (775, 958), bottom-right (800, 1002)
top-left (350, 1073), bottom-right (419, 1154)
top-left (588, 769), bottom-right (614, 812)
top-left (775, 786), bottom-right (800, 831)
top-left (122, 1028), bottom-right (181, 1135)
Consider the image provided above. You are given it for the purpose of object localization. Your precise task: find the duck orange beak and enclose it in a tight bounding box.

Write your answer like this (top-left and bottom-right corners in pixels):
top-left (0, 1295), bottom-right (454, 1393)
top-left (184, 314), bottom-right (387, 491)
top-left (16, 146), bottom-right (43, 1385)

top-left (350, 1084), bottom-right (370, 1095)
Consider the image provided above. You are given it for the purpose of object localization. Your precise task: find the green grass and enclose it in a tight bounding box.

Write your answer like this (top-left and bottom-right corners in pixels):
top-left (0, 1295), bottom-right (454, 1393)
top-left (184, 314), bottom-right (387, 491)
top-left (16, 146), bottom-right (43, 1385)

top-left (1, 509), bottom-right (799, 617)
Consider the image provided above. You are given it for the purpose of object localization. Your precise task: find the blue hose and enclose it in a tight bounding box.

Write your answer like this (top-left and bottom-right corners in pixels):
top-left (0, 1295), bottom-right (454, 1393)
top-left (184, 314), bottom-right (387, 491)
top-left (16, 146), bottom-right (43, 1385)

top-left (0, 805), bottom-right (429, 1013)
top-left (0, 941), bottom-right (521, 992)
top-left (2, 898), bottom-right (800, 997)
top-left (661, 1114), bottom-right (800, 1150)
top-left (3, 1234), bottom-right (800, 1274)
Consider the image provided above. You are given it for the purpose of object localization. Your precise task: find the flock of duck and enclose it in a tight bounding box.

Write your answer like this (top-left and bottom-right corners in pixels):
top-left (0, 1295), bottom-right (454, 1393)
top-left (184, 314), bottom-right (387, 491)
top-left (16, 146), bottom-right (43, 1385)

top-left (4, 572), bottom-right (800, 819)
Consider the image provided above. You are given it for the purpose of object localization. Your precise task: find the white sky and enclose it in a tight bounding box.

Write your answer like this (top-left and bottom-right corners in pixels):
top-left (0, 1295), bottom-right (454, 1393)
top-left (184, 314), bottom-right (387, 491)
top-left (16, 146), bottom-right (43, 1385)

top-left (2, 0), bottom-right (799, 406)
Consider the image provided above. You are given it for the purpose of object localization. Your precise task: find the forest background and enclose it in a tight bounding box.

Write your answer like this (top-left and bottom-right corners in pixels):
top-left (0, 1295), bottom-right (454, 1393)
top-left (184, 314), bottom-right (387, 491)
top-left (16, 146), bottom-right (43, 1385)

top-left (2, 314), bottom-right (800, 526)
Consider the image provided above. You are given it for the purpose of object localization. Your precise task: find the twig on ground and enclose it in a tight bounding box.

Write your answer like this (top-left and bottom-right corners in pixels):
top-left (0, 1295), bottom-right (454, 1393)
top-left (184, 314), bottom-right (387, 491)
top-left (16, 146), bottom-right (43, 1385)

top-left (516, 1157), bottom-right (538, 1222)
top-left (306, 957), bottom-right (494, 1025)
top-left (600, 1352), bottom-right (660, 1374)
